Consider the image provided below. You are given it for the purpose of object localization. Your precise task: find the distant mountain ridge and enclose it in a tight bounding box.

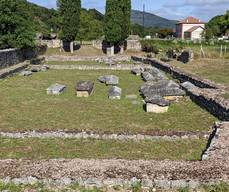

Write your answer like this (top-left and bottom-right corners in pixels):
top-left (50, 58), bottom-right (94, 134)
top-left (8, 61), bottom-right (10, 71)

top-left (131, 10), bottom-right (177, 29)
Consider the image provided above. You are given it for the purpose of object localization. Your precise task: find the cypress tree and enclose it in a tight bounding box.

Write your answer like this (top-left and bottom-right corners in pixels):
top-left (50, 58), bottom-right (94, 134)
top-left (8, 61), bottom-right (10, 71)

top-left (57, 0), bottom-right (81, 53)
top-left (105, 0), bottom-right (131, 54)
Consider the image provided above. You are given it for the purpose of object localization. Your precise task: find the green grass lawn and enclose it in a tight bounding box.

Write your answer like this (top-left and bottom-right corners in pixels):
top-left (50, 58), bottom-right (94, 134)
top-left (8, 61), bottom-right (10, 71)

top-left (170, 59), bottom-right (229, 85)
top-left (0, 137), bottom-right (206, 160)
top-left (0, 70), bottom-right (216, 133)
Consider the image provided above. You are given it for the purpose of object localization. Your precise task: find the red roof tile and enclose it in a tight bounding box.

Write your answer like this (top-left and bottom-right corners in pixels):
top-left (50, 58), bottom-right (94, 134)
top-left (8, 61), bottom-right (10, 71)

top-left (178, 16), bottom-right (205, 24)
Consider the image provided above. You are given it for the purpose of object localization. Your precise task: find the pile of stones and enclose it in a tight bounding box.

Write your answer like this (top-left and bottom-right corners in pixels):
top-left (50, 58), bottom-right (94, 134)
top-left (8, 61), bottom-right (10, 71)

top-left (98, 75), bottom-right (122, 100)
top-left (20, 65), bottom-right (49, 77)
top-left (132, 66), bottom-right (185, 113)
top-left (164, 48), bottom-right (194, 64)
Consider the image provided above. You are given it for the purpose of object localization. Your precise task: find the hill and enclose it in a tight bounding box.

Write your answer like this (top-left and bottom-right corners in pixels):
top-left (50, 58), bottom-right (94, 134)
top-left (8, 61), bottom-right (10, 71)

top-left (131, 10), bottom-right (177, 29)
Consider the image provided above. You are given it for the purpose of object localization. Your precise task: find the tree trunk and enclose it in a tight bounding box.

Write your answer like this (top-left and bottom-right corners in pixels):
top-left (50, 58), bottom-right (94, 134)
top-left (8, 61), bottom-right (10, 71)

top-left (70, 41), bottom-right (74, 53)
top-left (107, 44), bottom-right (114, 56)
top-left (120, 45), bottom-right (124, 54)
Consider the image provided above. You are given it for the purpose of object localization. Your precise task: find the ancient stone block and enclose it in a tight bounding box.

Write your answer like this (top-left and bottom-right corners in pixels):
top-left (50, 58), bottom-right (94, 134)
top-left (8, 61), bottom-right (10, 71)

top-left (76, 81), bottom-right (94, 97)
top-left (181, 81), bottom-right (197, 90)
top-left (109, 86), bottom-right (122, 100)
top-left (131, 68), bottom-right (143, 76)
top-left (98, 75), bottom-right (119, 85)
top-left (47, 83), bottom-right (66, 95)
top-left (177, 49), bottom-right (194, 63)
top-left (20, 71), bottom-right (32, 77)
top-left (141, 80), bottom-right (185, 98)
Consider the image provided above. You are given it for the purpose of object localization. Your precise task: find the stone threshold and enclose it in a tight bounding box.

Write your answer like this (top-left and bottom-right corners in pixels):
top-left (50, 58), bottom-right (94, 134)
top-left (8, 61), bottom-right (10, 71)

top-left (0, 131), bottom-right (209, 140)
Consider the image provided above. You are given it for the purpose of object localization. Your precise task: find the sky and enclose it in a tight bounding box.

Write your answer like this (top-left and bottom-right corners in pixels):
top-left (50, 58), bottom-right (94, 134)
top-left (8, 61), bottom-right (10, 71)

top-left (28, 0), bottom-right (229, 21)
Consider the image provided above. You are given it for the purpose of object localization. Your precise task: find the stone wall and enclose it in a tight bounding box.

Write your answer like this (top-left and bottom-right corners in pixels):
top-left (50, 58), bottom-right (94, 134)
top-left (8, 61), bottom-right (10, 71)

top-left (131, 56), bottom-right (224, 89)
top-left (185, 88), bottom-right (229, 121)
top-left (0, 49), bottom-right (23, 69)
top-left (202, 122), bottom-right (229, 161)
top-left (132, 56), bottom-right (229, 121)
top-left (38, 40), bottom-right (61, 48)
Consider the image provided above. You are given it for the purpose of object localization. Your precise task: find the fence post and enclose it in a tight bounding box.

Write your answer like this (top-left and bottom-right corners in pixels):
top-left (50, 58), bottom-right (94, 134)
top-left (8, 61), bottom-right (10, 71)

top-left (220, 45), bottom-right (223, 57)
top-left (200, 45), bottom-right (205, 58)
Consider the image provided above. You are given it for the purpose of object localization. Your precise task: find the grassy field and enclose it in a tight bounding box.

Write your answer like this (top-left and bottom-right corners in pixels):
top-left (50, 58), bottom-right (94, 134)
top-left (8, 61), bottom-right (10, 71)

top-left (0, 70), bottom-right (216, 133)
top-left (0, 181), bottom-right (228, 192)
top-left (170, 59), bottom-right (229, 85)
top-left (0, 137), bottom-right (206, 160)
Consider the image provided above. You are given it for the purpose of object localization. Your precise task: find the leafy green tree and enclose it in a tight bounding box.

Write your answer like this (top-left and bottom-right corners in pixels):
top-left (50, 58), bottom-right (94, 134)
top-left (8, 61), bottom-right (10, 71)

top-left (206, 11), bottom-right (229, 39)
top-left (77, 9), bottom-right (103, 42)
top-left (0, 0), bottom-right (36, 49)
top-left (57, 0), bottom-right (81, 53)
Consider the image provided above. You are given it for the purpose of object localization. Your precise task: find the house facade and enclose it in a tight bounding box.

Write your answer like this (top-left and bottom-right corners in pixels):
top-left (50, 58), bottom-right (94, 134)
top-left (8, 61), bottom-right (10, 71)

top-left (176, 16), bottom-right (205, 40)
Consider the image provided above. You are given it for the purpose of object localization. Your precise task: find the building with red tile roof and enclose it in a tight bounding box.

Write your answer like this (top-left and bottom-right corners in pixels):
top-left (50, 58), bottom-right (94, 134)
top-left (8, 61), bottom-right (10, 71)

top-left (176, 16), bottom-right (205, 40)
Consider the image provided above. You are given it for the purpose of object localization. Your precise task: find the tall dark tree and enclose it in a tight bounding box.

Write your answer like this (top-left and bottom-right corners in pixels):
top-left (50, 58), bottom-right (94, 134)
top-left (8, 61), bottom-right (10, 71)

top-left (0, 0), bottom-right (35, 49)
top-left (104, 0), bottom-right (122, 44)
top-left (120, 0), bottom-right (131, 42)
top-left (57, 0), bottom-right (81, 53)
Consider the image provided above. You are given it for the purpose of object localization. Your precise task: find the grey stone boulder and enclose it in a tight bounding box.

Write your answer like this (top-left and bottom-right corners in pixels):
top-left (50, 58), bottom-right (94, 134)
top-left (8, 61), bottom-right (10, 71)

top-left (181, 81), bottom-right (197, 91)
top-left (143, 67), bottom-right (168, 81)
top-left (97, 76), bottom-right (106, 83)
top-left (142, 72), bottom-right (157, 82)
top-left (20, 71), bottom-right (33, 77)
top-left (141, 80), bottom-right (185, 98)
top-left (30, 66), bottom-right (41, 72)
top-left (145, 95), bottom-right (170, 107)
top-left (131, 68), bottom-right (143, 76)
top-left (47, 83), bottom-right (66, 95)
top-left (98, 75), bottom-right (119, 85)
top-left (109, 86), bottom-right (122, 100)
top-left (177, 49), bottom-right (194, 63)
top-left (166, 48), bottom-right (178, 59)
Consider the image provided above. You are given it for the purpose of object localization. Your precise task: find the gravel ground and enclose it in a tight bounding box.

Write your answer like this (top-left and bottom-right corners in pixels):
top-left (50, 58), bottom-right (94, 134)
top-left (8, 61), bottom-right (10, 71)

top-left (0, 158), bottom-right (228, 182)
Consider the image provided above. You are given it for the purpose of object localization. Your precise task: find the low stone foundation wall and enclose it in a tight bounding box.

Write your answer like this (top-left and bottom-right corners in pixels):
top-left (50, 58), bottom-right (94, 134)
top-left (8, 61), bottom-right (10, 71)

top-left (202, 122), bottom-right (229, 161)
top-left (131, 56), bottom-right (224, 89)
top-left (45, 55), bottom-right (131, 62)
top-left (0, 63), bottom-right (28, 79)
top-left (47, 64), bottom-right (147, 71)
top-left (185, 88), bottom-right (229, 121)
top-left (0, 49), bottom-right (23, 69)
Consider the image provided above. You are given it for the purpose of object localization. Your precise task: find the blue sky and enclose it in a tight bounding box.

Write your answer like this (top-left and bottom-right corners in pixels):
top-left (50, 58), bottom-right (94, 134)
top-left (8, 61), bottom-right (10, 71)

top-left (28, 0), bottom-right (229, 21)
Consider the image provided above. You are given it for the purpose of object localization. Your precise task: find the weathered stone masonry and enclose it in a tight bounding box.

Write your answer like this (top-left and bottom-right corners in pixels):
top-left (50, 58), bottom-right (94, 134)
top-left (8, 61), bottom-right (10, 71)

top-left (132, 56), bottom-right (229, 121)
top-left (0, 49), bottom-right (23, 69)
top-left (131, 56), bottom-right (224, 89)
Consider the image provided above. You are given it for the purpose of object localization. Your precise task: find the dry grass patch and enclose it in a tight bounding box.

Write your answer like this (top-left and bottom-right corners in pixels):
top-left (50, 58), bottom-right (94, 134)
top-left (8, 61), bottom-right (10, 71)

top-left (170, 59), bottom-right (229, 85)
